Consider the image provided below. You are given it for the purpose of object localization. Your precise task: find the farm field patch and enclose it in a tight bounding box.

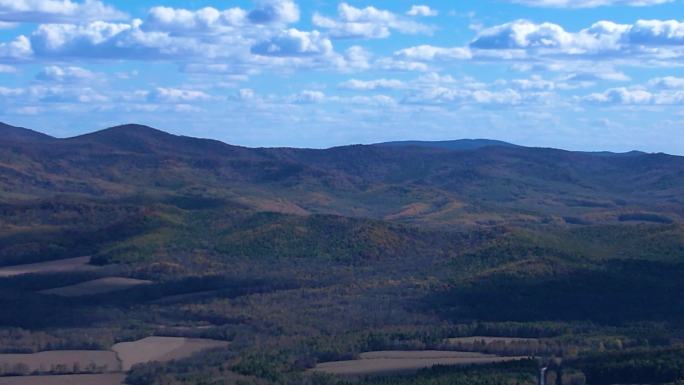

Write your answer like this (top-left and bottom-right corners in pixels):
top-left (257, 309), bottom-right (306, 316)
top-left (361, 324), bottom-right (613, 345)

top-left (0, 373), bottom-right (125, 385)
top-left (0, 350), bottom-right (120, 374)
top-left (0, 257), bottom-right (96, 278)
top-left (39, 277), bottom-right (152, 297)
top-left (111, 337), bottom-right (229, 371)
top-left (311, 350), bottom-right (527, 377)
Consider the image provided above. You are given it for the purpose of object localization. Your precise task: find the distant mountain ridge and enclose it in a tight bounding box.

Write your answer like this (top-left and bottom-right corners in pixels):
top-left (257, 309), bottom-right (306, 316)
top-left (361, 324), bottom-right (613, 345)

top-left (0, 120), bottom-right (682, 227)
top-left (65, 124), bottom-right (251, 156)
top-left (0, 122), bottom-right (669, 155)
top-left (375, 139), bottom-right (519, 151)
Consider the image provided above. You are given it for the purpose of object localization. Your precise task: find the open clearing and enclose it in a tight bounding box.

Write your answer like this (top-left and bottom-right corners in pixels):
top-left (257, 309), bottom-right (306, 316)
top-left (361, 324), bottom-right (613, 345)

top-left (112, 336), bottom-right (229, 370)
top-left (0, 350), bottom-right (120, 373)
top-left (0, 337), bottom-right (227, 378)
top-left (0, 257), bottom-right (96, 277)
top-left (0, 373), bottom-right (125, 385)
top-left (447, 336), bottom-right (540, 344)
top-left (311, 350), bottom-right (527, 377)
top-left (39, 277), bottom-right (152, 297)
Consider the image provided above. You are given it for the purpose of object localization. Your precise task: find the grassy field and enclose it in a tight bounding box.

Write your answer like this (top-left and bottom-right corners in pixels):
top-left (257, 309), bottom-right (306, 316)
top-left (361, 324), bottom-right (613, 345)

top-left (310, 351), bottom-right (528, 377)
top-left (111, 337), bottom-right (229, 371)
top-left (0, 337), bottom-right (228, 378)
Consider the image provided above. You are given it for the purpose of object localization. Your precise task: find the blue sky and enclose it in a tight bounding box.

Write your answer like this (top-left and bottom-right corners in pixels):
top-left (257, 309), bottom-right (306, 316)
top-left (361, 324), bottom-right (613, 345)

top-left (0, 0), bottom-right (683, 153)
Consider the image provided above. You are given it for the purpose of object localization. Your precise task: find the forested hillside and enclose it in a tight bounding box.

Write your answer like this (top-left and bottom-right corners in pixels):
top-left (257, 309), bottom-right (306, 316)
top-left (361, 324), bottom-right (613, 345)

top-left (1, 122), bottom-right (683, 385)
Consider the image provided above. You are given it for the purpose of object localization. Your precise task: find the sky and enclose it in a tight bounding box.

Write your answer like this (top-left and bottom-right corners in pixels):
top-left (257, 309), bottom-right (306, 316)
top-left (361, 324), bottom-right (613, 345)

top-left (0, 0), bottom-right (683, 153)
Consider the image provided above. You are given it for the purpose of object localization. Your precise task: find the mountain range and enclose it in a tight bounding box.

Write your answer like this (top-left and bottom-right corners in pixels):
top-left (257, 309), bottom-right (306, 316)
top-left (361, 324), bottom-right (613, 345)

top-left (1, 121), bottom-right (682, 226)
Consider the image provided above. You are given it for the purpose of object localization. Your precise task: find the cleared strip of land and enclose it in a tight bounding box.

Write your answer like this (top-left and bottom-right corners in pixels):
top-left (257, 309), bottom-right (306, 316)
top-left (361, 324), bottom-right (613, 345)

top-left (0, 350), bottom-right (121, 374)
top-left (150, 290), bottom-right (223, 305)
top-left (0, 373), bottom-right (125, 385)
top-left (0, 257), bottom-right (96, 278)
top-left (311, 350), bottom-right (527, 377)
top-left (112, 337), bottom-right (229, 371)
top-left (39, 277), bottom-right (152, 297)
top-left (447, 337), bottom-right (540, 344)
top-left (359, 351), bottom-right (493, 359)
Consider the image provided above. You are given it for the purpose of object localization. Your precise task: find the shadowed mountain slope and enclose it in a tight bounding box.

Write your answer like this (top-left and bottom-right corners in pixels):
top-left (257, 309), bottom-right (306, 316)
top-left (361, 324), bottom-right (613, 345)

top-left (0, 122), bottom-right (55, 143)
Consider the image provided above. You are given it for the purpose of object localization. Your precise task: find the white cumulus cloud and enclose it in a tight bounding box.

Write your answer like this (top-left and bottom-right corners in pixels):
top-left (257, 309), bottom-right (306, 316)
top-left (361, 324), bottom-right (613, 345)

top-left (403, 87), bottom-right (528, 106)
top-left (339, 78), bottom-right (405, 90)
top-left (470, 19), bottom-right (684, 52)
top-left (313, 3), bottom-right (432, 39)
top-left (0, 86), bottom-right (24, 96)
top-left (648, 76), bottom-right (684, 89)
top-left (583, 87), bottom-right (653, 104)
top-left (0, 0), bottom-right (126, 23)
top-left (508, 0), bottom-right (673, 8)
top-left (251, 29), bottom-right (333, 57)
top-left (27, 21), bottom-right (216, 60)
top-left (248, 0), bottom-right (299, 25)
top-left (395, 45), bottom-right (472, 60)
top-left (37, 65), bottom-right (96, 82)
top-left (289, 90), bottom-right (326, 103)
top-left (406, 5), bottom-right (438, 17)
top-left (148, 87), bottom-right (211, 103)
top-left (394, 19), bottom-right (684, 67)
top-left (144, 6), bottom-right (247, 33)
top-left (0, 35), bottom-right (32, 60)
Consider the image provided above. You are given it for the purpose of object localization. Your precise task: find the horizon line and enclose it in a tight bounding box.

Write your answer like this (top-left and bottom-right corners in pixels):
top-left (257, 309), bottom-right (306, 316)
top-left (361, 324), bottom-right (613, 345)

top-left (0, 120), bottom-right (675, 156)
